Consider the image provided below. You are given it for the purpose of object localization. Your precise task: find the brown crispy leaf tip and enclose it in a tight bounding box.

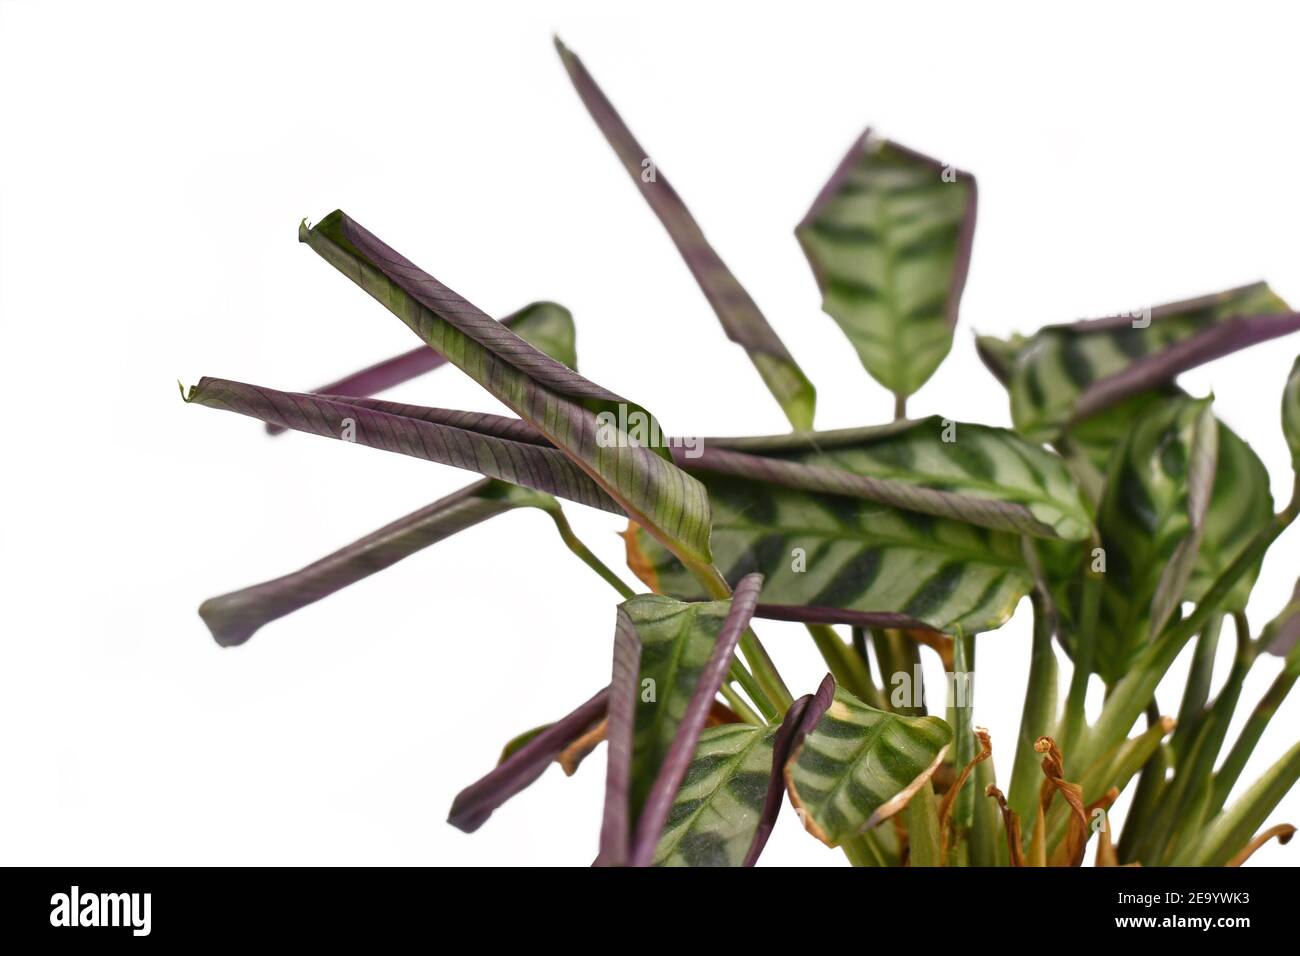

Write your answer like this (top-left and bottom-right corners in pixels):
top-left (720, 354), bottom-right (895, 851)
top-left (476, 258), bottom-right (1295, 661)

top-left (1227, 824), bottom-right (1297, 867)
top-left (1034, 735), bottom-right (1090, 867)
top-left (986, 784), bottom-right (1026, 867)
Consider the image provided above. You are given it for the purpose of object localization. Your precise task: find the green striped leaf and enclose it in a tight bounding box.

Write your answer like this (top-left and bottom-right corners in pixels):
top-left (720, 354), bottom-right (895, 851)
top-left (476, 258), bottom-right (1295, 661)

top-left (785, 686), bottom-right (952, 846)
top-left (1047, 398), bottom-right (1273, 639)
top-left (1285, 355), bottom-right (1300, 469)
top-left (651, 673), bottom-right (837, 867)
top-left (797, 132), bottom-right (976, 401)
top-left (556, 39), bottom-right (816, 431)
top-left (994, 282), bottom-right (1293, 442)
top-left (626, 476), bottom-right (1033, 636)
top-left (598, 584), bottom-right (761, 867)
top-left (299, 210), bottom-right (714, 568)
top-left (1091, 398), bottom-right (1217, 682)
top-left (651, 722), bottom-right (780, 866)
top-left (617, 595), bottom-right (742, 816)
top-left (705, 417), bottom-right (1091, 541)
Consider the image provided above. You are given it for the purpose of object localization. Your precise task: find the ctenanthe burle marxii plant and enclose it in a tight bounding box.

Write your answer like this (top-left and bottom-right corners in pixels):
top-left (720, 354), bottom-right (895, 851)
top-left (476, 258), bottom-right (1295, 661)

top-left (183, 37), bottom-right (1300, 867)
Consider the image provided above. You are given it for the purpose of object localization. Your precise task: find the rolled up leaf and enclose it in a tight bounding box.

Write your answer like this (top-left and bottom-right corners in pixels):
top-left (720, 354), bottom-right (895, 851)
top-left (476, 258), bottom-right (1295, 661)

top-left (198, 478), bottom-right (553, 647)
top-left (624, 475), bottom-right (1033, 636)
top-left (299, 210), bottom-right (714, 569)
top-left (201, 294), bottom-right (588, 644)
top-left (797, 130), bottom-right (977, 403)
top-left (597, 610), bottom-right (642, 866)
top-left (784, 684), bottom-right (952, 846)
top-left (555, 39), bottom-right (816, 431)
top-left (1069, 312), bottom-right (1300, 428)
top-left (447, 687), bottom-right (609, 833)
top-left (183, 378), bottom-right (619, 514)
top-left (978, 282), bottom-right (1295, 442)
top-left (744, 674), bottom-right (835, 866)
top-left (265, 301), bottom-right (576, 434)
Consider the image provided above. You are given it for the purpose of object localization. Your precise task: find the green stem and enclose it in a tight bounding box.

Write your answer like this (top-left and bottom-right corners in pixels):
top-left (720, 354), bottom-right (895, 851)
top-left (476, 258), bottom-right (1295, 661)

top-left (1171, 740), bottom-right (1300, 866)
top-left (1117, 704), bottom-right (1171, 864)
top-left (969, 756), bottom-right (1002, 867)
top-left (720, 683), bottom-right (764, 726)
top-left (906, 780), bottom-right (943, 866)
top-left (873, 628), bottom-right (925, 715)
top-left (948, 629), bottom-right (977, 837)
top-left (806, 624), bottom-right (885, 708)
top-left (893, 393), bottom-right (907, 421)
top-left (556, 509), bottom-right (785, 723)
top-left (1210, 648), bottom-right (1300, 815)
top-left (1075, 492), bottom-right (1297, 775)
top-left (841, 831), bottom-right (889, 867)
top-left (687, 560), bottom-right (793, 714)
top-left (1009, 590), bottom-right (1059, 830)
top-left (1143, 616), bottom-right (1254, 864)
top-left (547, 510), bottom-right (638, 599)
top-left (1170, 612), bottom-right (1225, 764)
top-left (727, 660), bottom-right (779, 723)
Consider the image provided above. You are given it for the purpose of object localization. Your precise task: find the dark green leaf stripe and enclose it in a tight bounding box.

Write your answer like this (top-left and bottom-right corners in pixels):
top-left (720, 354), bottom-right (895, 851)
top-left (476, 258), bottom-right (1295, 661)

top-left (797, 132), bottom-right (976, 400)
top-left (785, 686), bottom-right (952, 846)
top-left (651, 723), bottom-right (780, 867)
top-left (990, 282), bottom-right (1291, 441)
top-left (703, 416), bottom-right (1091, 540)
top-left (556, 39), bottom-right (816, 431)
top-left (627, 476), bottom-right (1032, 636)
top-left (300, 210), bottom-right (714, 567)
top-left (1091, 398), bottom-right (1217, 682)
top-left (1054, 389), bottom-right (1176, 502)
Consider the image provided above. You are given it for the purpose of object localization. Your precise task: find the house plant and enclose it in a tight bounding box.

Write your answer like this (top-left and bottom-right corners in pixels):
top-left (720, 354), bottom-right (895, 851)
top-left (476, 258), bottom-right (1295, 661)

top-left (183, 38), bottom-right (1300, 867)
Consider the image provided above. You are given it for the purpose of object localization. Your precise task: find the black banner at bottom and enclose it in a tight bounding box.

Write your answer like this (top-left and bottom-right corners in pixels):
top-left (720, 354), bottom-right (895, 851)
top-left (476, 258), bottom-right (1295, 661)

top-left (0, 864), bottom-right (1285, 942)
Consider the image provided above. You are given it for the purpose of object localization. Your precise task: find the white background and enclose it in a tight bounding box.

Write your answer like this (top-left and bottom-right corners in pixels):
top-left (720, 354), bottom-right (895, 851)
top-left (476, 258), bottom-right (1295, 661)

top-left (2, 0), bottom-right (1299, 866)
